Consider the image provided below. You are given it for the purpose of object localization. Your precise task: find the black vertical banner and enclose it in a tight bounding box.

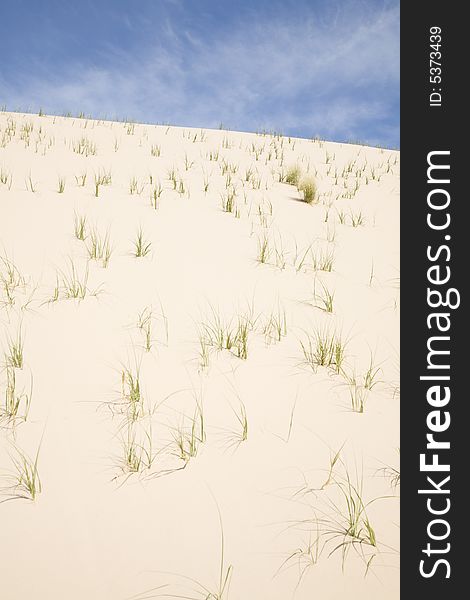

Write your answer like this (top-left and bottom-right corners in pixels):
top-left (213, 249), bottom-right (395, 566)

top-left (401, 4), bottom-right (465, 598)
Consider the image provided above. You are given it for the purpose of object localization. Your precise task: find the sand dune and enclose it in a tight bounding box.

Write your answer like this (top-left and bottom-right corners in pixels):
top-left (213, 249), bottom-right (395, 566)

top-left (0, 111), bottom-right (399, 599)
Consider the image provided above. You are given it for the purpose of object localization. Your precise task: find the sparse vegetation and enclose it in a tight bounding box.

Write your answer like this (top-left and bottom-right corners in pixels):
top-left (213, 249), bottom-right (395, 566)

top-left (0, 111), bottom-right (399, 596)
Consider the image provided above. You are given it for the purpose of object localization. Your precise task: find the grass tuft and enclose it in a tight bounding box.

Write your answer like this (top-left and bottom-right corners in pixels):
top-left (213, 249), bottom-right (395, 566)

top-left (87, 228), bottom-right (113, 268)
top-left (198, 306), bottom-right (256, 366)
top-left (137, 306), bottom-right (153, 352)
top-left (118, 421), bottom-right (155, 477)
top-left (56, 259), bottom-right (96, 300)
top-left (221, 188), bottom-right (237, 213)
top-left (312, 279), bottom-right (335, 313)
top-left (1, 367), bottom-right (32, 423)
top-left (73, 212), bottom-right (87, 241)
top-left (256, 232), bottom-right (271, 264)
top-left (121, 364), bottom-right (144, 422)
top-left (150, 182), bottom-right (163, 210)
top-left (72, 136), bottom-right (97, 156)
top-left (298, 176), bottom-right (318, 204)
top-left (75, 172), bottom-right (87, 187)
top-left (262, 305), bottom-right (287, 344)
top-left (2, 442), bottom-right (42, 502)
top-left (132, 228), bottom-right (152, 258)
top-left (0, 166), bottom-right (12, 188)
top-left (150, 144), bottom-right (161, 157)
top-left (6, 327), bottom-right (24, 368)
top-left (1, 254), bottom-right (26, 307)
top-left (343, 372), bottom-right (368, 413)
top-left (300, 327), bottom-right (347, 374)
top-left (285, 164), bottom-right (302, 186)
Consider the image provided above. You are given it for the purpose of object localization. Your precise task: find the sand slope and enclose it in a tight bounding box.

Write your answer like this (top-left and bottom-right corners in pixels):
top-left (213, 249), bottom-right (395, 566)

top-left (0, 111), bottom-right (399, 599)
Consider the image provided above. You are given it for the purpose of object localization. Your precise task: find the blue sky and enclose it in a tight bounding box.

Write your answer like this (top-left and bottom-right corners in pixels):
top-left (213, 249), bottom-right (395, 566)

top-left (0, 0), bottom-right (399, 147)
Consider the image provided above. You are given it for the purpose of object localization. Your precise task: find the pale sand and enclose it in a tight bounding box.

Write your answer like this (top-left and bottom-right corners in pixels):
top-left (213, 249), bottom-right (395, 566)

top-left (0, 111), bottom-right (399, 599)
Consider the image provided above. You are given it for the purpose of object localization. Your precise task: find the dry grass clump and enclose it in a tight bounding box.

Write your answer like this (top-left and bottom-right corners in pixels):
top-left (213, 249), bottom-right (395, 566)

top-left (285, 164), bottom-right (302, 186)
top-left (298, 175), bottom-right (318, 204)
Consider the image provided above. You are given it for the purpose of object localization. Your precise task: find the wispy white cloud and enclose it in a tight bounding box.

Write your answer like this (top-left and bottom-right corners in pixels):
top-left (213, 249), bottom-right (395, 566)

top-left (1, 1), bottom-right (399, 145)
